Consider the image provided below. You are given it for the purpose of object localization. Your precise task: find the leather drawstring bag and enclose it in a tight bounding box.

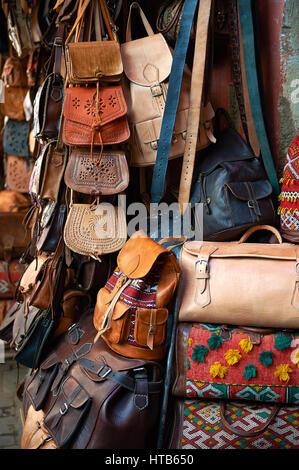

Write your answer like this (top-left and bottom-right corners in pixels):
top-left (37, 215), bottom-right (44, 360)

top-left (120, 2), bottom-right (214, 168)
top-left (63, 191), bottom-right (127, 261)
top-left (178, 225), bottom-right (299, 329)
top-left (65, 0), bottom-right (123, 84)
top-left (93, 231), bottom-right (180, 360)
top-left (64, 148), bottom-right (129, 195)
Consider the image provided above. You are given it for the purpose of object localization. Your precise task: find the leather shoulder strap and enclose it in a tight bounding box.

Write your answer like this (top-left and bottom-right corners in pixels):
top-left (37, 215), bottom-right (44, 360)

top-left (238, 0), bottom-right (279, 197)
top-left (150, 0), bottom-right (199, 204)
top-left (177, 0), bottom-right (213, 213)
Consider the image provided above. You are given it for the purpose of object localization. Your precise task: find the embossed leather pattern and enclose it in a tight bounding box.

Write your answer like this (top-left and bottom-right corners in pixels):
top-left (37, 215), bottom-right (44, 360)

top-left (64, 203), bottom-right (127, 259)
top-left (62, 86), bottom-right (130, 146)
top-left (5, 155), bottom-right (34, 193)
top-left (64, 149), bottom-right (129, 195)
top-left (3, 119), bottom-right (30, 157)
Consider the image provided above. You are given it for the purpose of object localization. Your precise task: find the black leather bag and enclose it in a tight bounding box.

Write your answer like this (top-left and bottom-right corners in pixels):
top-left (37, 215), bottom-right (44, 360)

top-left (190, 109), bottom-right (276, 241)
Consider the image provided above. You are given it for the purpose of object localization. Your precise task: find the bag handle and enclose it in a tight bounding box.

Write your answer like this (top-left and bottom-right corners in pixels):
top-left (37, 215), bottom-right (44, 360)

top-left (126, 2), bottom-right (155, 42)
top-left (220, 401), bottom-right (280, 438)
top-left (238, 225), bottom-right (283, 245)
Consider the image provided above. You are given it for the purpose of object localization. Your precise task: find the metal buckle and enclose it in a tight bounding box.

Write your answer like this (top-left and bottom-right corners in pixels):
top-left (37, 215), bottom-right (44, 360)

top-left (195, 258), bottom-right (209, 273)
top-left (99, 365), bottom-right (112, 378)
top-left (59, 403), bottom-right (68, 415)
top-left (150, 84), bottom-right (163, 98)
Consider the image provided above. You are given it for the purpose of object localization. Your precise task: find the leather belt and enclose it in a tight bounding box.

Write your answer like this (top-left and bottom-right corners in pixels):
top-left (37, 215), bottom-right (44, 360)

top-left (238, 0), bottom-right (279, 197)
top-left (177, 0), bottom-right (213, 214)
top-left (150, 0), bottom-right (199, 204)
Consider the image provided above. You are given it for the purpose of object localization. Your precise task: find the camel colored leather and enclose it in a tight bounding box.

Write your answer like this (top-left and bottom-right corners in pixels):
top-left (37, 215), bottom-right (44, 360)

top-left (93, 231), bottom-right (180, 360)
top-left (121, 2), bottom-right (214, 167)
top-left (2, 86), bottom-right (27, 120)
top-left (178, 225), bottom-right (299, 328)
top-left (65, 41), bottom-right (123, 84)
top-left (64, 148), bottom-right (129, 195)
top-left (62, 86), bottom-right (130, 146)
top-left (5, 155), bottom-right (34, 193)
top-left (0, 210), bottom-right (31, 261)
top-left (21, 405), bottom-right (56, 449)
top-left (1, 56), bottom-right (27, 87)
top-left (18, 255), bottom-right (49, 299)
top-left (39, 142), bottom-right (66, 202)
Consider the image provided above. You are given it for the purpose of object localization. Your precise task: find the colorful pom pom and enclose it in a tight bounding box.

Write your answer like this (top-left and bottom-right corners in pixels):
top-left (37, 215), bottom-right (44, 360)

top-left (274, 334), bottom-right (292, 351)
top-left (207, 333), bottom-right (223, 351)
top-left (210, 362), bottom-right (228, 379)
top-left (225, 349), bottom-right (242, 365)
top-left (258, 351), bottom-right (274, 367)
top-left (243, 364), bottom-right (257, 380)
top-left (191, 345), bottom-right (208, 364)
top-left (274, 364), bottom-right (293, 382)
top-left (239, 337), bottom-right (254, 353)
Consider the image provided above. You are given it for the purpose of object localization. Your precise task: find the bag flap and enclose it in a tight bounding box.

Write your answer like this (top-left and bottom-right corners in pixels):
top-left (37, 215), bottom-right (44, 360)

top-left (136, 109), bottom-right (188, 144)
top-left (94, 286), bottom-right (131, 322)
top-left (121, 34), bottom-right (172, 86)
top-left (182, 240), bottom-right (298, 260)
top-left (225, 180), bottom-right (273, 201)
top-left (136, 307), bottom-right (168, 325)
top-left (64, 149), bottom-right (129, 195)
top-left (66, 41), bottom-right (123, 80)
top-left (40, 351), bottom-right (60, 370)
top-left (62, 376), bottom-right (90, 409)
top-left (117, 231), bottom-right (168, 279)
top-left (196, 128), bottom-right (254, 174)
top-left (63, 86), bottom-right (127, 128)
top-left (19, 255), bottom-right (48, 292)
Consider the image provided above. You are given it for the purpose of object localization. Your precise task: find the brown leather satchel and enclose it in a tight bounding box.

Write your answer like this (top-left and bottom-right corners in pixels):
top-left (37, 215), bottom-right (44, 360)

top-left (64, 148), bottom-right (129, 195)
top-left (38, 137), bottom-right (67, 202)
top-left (21, 310), bottom-right (163, 449)
top-left (65, 0), bottom-right (123, 84)
top-left (5, 155), bottom-right (34, 193)
top-left (178, 225), bottom-right (299, 329)
top-left (1, 56), bottom-right (27, 87)
top-left (93, 231), bottom-right (180, 360)
top-left (62, 85), bottom-right (130, 147)
top-left (2, 86), bottom-right (27, 120)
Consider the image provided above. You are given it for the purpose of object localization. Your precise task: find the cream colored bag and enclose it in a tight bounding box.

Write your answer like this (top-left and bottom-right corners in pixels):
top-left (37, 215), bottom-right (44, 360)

top-left (121, 2), bottom-right (214, 167)
top-left (178, 225), bottom-right (299, 329)
top-left (64, 193), bottom-right (127, 260)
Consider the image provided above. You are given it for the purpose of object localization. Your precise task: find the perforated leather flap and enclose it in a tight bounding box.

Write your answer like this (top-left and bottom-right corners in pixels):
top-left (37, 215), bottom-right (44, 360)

top-left (66, 41), bottom-right (123, 82)
top-left (63, 86), bottom-right (127, 127)
top-left (121, 34), bottom-right (172, 86)
top-left (117, 231), bottom-right (168, 279)
top-left (225, 180), bottom-right (273, 201)
top-left (62, 376), bottom-right (90, 409)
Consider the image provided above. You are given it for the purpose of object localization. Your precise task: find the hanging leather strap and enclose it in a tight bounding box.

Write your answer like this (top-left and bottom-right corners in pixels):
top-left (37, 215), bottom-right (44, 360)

top-left (238, 0), bottom-right (279, 197)
top-left (150, 0), bottom-right (199, 204)
top-left (177, 0), bottom-right (213, 214)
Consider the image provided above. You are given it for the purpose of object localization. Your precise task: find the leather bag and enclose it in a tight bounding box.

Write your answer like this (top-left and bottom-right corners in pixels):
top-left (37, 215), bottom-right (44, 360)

top-left (156, 0), bottom-right (195, 44)
top-left (62, 85), bottom-right (130, 147)
top-left (2, 86), bottom-right (28, 121)
top-left (0, 259), bottom-right (25, 299)
top-left (1, 56), bottom-right (27, 87)
top-left (5, 155), bottom-right (34, 193)
top-left (190, 109), bottom-right (276, 241)
top-left (0, 210), bottom-right (31, 261)
top-left (3, 119), bottom-right (30, 157)
top-left (172, 322), bottom-right (299, 404)
top-left (21, 405), bottom-right (56, 449)
top-left (178, 225), bottom-right (299, 329)
top-left (63, 195), bottom-right (127, 260)
top-left (64, 148), bottom-right (129, 195)
top-left (21, 310), bottom-right (163, 449)
top-left (120, 2), bottom-right (213, 167)
top-left (65, 0), bottom-right (123, 84)
top-left (7, 0), bottom-right (33, 58)
top-left (93, 231), bottom-right (180, 360)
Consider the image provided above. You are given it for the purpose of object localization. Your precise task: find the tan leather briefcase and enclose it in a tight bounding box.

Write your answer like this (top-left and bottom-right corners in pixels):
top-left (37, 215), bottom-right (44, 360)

top-left (178, 225), bottom-right (299, 329)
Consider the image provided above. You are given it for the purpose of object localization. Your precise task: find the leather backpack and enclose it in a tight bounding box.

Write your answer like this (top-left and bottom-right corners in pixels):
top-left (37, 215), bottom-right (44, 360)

top-left (190, 109), bottom-right (276, 241)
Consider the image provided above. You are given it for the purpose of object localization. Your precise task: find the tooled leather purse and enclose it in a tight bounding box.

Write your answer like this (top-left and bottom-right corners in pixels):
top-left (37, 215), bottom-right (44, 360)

top-left (5, 155), bottom-right (34, 193)
top-left (93, 231), bottom-right (181, 360)
top-left (63, 191), bottom-right (128, 261)
top-left (64, 0), bottom-right (123, 85)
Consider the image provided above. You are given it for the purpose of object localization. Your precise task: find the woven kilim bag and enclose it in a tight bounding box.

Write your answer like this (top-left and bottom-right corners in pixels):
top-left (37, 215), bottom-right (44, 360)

top-left (278, 134), bottom-right (299, 243)
top-left (172, 323), bottom-right (299, 404)
top-left (167, 399), bottom-right (299, 449)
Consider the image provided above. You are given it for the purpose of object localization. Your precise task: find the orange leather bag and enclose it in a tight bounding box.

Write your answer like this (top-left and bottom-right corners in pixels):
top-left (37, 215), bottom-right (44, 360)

top-left (62, 85), bottom-right (130, 147)
top-left (178, 225), bottom-right (299, 329)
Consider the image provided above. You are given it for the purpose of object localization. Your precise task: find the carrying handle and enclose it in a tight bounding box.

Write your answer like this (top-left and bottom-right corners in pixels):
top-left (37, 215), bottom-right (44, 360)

top-left (238, 225), bottom-right (283, 245)
top-left (126, 2), bottom-right (155, 42)
top-left (220, 401), bottom-right (280, 438)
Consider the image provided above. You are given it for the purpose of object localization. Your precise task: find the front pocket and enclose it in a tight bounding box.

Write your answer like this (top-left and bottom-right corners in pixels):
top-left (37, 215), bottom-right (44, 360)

top-left (134, 308), bottom-right (168, 349)
top-left (44, 375), bottom-right (91, 448)
top-left (26, 352), bottom-right (60, 411)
